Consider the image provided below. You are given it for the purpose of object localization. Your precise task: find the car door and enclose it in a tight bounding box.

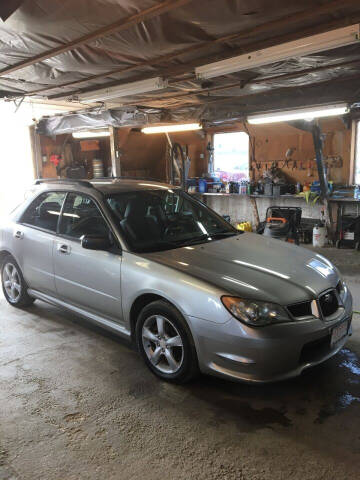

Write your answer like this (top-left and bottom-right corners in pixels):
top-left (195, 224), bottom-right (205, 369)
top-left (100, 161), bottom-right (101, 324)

top-left (54, 192), bottom-right (123, 323)
top-left (13, 191), bottom-right (66, 295)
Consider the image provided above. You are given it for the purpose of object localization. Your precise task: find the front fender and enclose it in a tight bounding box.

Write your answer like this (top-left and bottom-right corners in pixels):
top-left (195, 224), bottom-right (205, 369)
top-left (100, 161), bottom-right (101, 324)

top-left (121, 252), bottom-right (232, 328)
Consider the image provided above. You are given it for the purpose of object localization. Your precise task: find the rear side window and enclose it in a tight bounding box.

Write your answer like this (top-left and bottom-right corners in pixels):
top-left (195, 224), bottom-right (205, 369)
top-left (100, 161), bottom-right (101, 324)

top-left (59, 193), bottom-right (111, 239)
top-left (21, 192), bottom-right (66, 233)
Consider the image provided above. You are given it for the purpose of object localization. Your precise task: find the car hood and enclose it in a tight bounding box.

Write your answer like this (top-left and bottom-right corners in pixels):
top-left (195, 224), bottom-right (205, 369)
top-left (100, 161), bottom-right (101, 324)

top-left (142, 233), bottom-right (339, 305)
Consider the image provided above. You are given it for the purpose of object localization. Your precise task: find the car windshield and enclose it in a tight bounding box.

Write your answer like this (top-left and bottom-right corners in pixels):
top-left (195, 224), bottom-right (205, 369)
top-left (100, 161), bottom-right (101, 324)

top-left (106, 188), bottom-right (239, 252)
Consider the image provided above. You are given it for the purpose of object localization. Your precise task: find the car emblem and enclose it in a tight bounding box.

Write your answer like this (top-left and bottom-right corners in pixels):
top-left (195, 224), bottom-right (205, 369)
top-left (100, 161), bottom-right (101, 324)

top-left (323, 293), bottom-right (332, 303)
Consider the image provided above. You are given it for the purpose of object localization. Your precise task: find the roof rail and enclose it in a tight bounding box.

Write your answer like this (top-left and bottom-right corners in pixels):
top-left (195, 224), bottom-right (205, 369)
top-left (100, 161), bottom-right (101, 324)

top-left (90, 176), bottom-right (163, 182)
top-left (34, 178), bottom-right (94, 189)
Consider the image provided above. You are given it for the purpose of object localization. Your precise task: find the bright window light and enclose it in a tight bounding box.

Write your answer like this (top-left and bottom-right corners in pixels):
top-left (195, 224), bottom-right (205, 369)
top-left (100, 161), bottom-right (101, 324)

top-left (72, 130), bottom-right (110, 139)
top-left (214, 132), bottom-right (249, 181)
top-left (248, 104), bottom-right (349, 125)
top-left (141, 123), bottom-right (201, 134)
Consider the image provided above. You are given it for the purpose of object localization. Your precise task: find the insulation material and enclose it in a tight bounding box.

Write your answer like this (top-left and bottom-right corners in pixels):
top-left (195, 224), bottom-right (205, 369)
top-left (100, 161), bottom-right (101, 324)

top-left (2, 0), bottom-right (360, 130)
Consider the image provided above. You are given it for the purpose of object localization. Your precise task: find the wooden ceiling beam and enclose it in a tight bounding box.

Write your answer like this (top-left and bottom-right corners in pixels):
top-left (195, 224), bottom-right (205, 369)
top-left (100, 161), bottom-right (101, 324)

top-left (0, 0), bottom-right (193, 77)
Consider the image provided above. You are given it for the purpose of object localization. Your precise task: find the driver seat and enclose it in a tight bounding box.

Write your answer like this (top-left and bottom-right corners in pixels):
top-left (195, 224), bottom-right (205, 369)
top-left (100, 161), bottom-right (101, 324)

top-left (120, 198), bottom-right (161, 242)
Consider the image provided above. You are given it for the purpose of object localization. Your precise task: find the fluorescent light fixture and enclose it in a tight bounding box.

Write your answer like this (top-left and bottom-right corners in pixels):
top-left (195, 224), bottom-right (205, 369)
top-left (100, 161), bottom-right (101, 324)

top-left (247, 103), bottom-right (349, 125)
top-left (72, 130), bottom-right (110, 138)
top-left (141, 123), bottom-right (201, 134)
top-left (77, 77), bottom-right (167, 103)
top-left (196, 24), bottom-right (360, 79)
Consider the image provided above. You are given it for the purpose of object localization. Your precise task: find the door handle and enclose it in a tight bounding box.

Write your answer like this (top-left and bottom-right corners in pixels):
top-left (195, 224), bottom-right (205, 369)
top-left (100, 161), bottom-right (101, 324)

top-left (14, 230), bottom-right (24, 239)
top-left (57, 243), bottom-right (71, 254)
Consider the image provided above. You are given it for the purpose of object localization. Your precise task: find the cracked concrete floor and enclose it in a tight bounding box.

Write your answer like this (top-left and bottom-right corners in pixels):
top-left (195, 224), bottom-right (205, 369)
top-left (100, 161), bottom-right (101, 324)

top-left (1, 246), bottom-right (360, 480)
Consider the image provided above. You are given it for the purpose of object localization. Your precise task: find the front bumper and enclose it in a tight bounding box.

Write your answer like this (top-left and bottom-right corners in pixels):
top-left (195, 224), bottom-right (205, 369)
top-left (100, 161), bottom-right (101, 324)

top-left (187, 291), bottom-right (353, 383)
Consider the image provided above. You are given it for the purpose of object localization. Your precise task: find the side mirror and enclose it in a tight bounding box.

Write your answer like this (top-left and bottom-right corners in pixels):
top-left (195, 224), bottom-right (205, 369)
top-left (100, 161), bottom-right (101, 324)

top-left (81, 234), bottom-right (112, 251)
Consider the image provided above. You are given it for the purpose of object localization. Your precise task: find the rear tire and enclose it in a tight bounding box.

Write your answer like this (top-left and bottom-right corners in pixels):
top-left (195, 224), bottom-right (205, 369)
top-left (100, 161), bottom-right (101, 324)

top-left (136, 300), bottom-right (199, 383)
top-left (1, 255), bottom-right (35, 308)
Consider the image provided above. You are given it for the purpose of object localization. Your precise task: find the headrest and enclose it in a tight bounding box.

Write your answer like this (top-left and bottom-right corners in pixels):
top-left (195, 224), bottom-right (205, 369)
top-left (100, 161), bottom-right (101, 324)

top-left (124, 198), bottom-right (147, 218)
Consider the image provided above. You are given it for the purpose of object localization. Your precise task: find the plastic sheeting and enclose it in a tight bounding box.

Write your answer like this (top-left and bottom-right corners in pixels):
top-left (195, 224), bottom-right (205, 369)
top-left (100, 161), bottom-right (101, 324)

top-left (36, 107), bottom-right (162, 135)
top-left (36, 73), bottom-right (360, 136)
top-left (2, 0), bottom-right (360, 130)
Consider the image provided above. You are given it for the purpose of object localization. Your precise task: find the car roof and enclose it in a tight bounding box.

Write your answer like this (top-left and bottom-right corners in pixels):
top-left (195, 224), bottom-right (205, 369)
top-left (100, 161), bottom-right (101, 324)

top-left (34, 178), bottom-right (175, 195)
top-left (90, 178), bottom-right (174, 194)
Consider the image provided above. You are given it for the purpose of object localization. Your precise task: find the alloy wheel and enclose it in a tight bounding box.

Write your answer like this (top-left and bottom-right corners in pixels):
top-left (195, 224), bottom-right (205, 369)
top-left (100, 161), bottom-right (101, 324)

top-left (142, 315), bottom-right (184, 374)
top-left (2, 263), bottom-right (22, 303)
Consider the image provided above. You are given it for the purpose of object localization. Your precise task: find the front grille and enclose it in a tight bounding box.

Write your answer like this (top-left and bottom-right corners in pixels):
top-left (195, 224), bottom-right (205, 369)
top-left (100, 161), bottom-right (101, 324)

top-left (288, 301), bottom-right (312, 318)
top-left (319, 289), bottom-right (339, 317)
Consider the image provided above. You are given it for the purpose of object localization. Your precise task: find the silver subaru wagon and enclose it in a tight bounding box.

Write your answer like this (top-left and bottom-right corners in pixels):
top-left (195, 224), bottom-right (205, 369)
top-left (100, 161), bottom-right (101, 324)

top-left (0, 179), bottom-right (353, 383)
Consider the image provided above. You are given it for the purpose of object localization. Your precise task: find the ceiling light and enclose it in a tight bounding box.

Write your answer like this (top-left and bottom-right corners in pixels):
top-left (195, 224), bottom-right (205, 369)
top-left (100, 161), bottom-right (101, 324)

top-left (72, 130), bottom-right (110, 138)
top-left (141, 123), bottom-right (202, 134)
top-left (247, 104), bottom-right (349, 125)
top-left (77, 77), bottom-right (167, 103)
top-left (196, 24), bottom-right (360, 79)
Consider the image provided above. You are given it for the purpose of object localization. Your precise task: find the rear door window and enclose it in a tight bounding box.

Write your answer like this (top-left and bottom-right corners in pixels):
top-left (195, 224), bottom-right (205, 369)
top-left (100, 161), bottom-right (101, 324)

top-left (59, 193), bottom-right (111, 239)
top-left (21, 192), bottom-right (66, 233)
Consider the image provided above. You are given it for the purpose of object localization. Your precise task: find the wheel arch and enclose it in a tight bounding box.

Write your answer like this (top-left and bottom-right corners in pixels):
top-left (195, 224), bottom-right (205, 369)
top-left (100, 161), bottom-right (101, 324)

top-left (129, 293), bottom-right (169, 340)
top-left (128, 292), bottom-right (196, 344)
top-left (0, 250), bottom-right (12, 268)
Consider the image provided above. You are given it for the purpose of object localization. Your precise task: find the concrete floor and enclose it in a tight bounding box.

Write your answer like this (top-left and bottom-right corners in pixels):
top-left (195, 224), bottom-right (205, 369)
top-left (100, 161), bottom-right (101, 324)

top-left (1, 246), bottom-right (360, 480)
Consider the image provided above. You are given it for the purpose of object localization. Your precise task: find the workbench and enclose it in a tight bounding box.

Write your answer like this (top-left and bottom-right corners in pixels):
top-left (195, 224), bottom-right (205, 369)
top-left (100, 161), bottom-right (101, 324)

top-left (192, 192), bottom-right (360, 233)
top-left (192, 192), bottom-right (322, 227)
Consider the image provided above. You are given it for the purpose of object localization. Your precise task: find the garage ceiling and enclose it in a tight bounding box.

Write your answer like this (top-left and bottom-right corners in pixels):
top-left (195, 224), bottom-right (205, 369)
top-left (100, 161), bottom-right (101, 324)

top-left (2, 0), bottom-right (360, 126)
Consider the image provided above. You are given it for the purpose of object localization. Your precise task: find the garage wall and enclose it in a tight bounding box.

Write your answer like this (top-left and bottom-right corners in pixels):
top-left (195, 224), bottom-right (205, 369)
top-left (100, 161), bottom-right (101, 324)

top-left (115, 129), bottom-right (208, 180)
top-left (249, 118), bottom-right (351, 186)
top-left (36, 118), bottom-right (351, 188)
top-left (207, 118), bottom-right (351, 186)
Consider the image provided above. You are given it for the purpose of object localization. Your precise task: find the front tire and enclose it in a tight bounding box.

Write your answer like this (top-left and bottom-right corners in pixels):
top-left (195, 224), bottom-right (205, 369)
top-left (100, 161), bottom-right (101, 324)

top-left (1, 255), bottom-right (35, 308)
top-left (136, 300), bottom-right (199, 383)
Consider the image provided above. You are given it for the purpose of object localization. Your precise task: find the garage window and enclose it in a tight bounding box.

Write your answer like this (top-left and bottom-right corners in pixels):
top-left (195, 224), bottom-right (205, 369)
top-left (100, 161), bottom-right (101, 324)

top-left (213, 132), bottom-right (249, 181)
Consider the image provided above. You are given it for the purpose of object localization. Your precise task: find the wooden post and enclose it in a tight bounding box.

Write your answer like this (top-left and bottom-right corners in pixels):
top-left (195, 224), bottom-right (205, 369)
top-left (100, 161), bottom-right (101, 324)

top-left (250, 196), bottom-right (260, 229)
top-left (109, 126), bottom-right (121, 177)
top-left (349, 119), bottom-right (357, 185)
top-left (29, 124), bottom-right (42, 179)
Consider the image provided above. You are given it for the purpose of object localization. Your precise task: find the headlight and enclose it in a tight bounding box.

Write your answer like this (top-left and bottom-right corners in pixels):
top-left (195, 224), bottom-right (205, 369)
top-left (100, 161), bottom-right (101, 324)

top-left (221, 296), bottom-right (290, 327)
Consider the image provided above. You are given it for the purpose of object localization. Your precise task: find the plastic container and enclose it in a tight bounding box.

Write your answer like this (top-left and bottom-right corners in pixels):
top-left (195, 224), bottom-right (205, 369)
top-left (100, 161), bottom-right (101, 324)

top-left (92, 158), bottom-right (104, 178)
top-left (313, 225), bottom-right (327, 247)
top-left (354, 185), bottom-right (360, 200)
top-left (198, 178), bottom-right (208, 193)
top-left (236, 221), bottom-right (252, 232)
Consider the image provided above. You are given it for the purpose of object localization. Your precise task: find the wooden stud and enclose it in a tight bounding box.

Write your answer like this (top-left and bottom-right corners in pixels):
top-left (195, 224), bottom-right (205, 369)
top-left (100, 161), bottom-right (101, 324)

top-left (349, 119), bottom-right (357, 185)
top-left (109, 127), bottom-right (121, 177)
top-left (29, 125), bottom-right (42, 179)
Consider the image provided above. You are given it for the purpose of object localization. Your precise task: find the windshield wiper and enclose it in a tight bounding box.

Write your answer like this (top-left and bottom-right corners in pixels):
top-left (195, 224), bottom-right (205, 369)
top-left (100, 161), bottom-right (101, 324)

top-left (208, 231), bottom-right (240, 239)
top-left (139, 239), bottom-right (181, 252)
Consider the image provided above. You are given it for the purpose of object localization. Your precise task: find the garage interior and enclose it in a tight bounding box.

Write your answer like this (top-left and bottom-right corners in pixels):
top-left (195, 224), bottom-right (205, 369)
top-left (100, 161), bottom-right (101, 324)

top-left (1, 1), bottom-right (360, 479)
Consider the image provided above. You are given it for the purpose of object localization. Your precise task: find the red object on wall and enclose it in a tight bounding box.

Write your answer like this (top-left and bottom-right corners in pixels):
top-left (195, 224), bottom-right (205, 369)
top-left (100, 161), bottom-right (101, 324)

top-left (49, 154), bottom-right (61, 166)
